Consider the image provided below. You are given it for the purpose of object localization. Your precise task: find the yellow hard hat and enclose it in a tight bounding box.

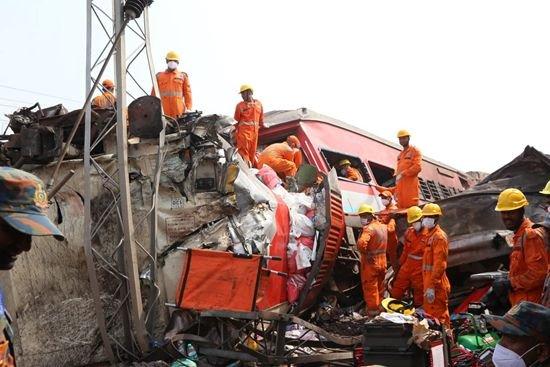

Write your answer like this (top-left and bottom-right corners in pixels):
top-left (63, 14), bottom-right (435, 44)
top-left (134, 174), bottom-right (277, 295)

top-left (397, 129), bottom-right (411, 138)
top-left (422, 203), bottom-right (442, 216)
top-left (495, 188), bottom-right (529, 212)
top-left (407, 206), bottom-right (423, 223)
top-left (357, 203), bottom-right (375, 215)
top-left (165, 50), bottom-right (180, 61)
top-left (338, 159), bottom-right (351, 167)
top-left (540, 180), bottom-right (550, 195)
top-left (381, 298), bottom-right (415, 316)
top-left (239, 84), bottom-right (253, 94)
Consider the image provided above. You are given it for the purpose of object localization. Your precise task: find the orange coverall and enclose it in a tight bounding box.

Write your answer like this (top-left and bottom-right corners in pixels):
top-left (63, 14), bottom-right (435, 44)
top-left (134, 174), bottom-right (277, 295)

top-left (234, 99), bottom-right (264, 165)
top-left (357, 219), bottom-right (388, 313)
top-left (346, 167), bottom-right (363, 182)
top-left (422, 225), bottom-right (451, 328)
top-left (0, 335), bottom-right (14, 367)
top-left (91, 92), bottom-right (116, 109)
top-left (293, 149), bottom-right (303, 168)
top-left (257, 142), bottom-right (297, 178)
top-left (152, 70), bottom-right (192, 118)
top-left (391, 226), bottom-right (425, 306)
top-left (377, 203), bottom-right (398, 267)
top-left (394, 146), bottom-right (422, 209)
top-left (508, 218), bottom-right (548, 306)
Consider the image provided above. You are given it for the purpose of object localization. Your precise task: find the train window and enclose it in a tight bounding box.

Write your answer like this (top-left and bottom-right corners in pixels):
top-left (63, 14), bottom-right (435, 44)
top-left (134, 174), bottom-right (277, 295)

top-left (320, 149), bottom-right (371, 182)
top-left (438, 183), bottom-right (452, 198)
top-left (427, 180), bottom-right (442, 200)
top-left (419, 177), bottom-right (432, 200)
top-left (368, 161), bottom-right (395, 187)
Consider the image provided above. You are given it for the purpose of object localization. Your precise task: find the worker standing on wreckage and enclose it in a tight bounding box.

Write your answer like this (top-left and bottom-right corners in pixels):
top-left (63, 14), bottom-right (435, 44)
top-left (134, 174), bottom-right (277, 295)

top-left (257, 135), bottom-right (302, 179)
top-left (152, 51), bottom-right (193, 119)
top-left (390, 206), bottom-right (425, 308)
top-left (356, 204), bottom-right (388, 317)
top-left (375, 129), bottom-right (422, 209)
top-left (420, 203), bottom-right (451, 328)
top-left (495, 188), bottom-right (548, 306)
top-left (91, 79), bottom-right (116, 109)
top-left (234, 84), bottom-right (266, 167)
top-left (0, 167), bottom-right (64, 365)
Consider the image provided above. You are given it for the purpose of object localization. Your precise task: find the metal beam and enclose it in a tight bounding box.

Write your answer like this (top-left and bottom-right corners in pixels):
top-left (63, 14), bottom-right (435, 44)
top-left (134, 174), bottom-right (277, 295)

top-left (113, 0), bottom-right (149, 353)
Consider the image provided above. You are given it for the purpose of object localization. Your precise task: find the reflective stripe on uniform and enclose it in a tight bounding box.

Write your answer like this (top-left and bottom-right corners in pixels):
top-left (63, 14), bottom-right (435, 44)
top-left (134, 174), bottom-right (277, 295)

top-left (408, 254), bottom-right (422, 260)
top-left (367, 249), bottom-right (386, 256)
top-left (160, 90), bottom-right (183, 98)
top-left (239, 121), bottom-right (257, 126)
top-left (423, 264), bottom-right (433, 271)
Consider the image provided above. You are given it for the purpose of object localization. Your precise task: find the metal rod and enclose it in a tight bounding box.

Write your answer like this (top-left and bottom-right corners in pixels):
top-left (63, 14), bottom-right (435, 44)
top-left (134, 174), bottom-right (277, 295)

top-left (47, 170), bottom-right (75, 199)
top-left (47, 16), bottom-right (130, 189)
top-left (114, 1), bottom-right (149, 353)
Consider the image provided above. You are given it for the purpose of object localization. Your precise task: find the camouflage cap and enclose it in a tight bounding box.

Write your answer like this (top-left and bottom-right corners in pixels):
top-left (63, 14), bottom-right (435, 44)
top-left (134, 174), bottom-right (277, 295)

top-left (0, 167), bottom-right (64, 241)
top-left (485, 301), bottom-right (550, 342)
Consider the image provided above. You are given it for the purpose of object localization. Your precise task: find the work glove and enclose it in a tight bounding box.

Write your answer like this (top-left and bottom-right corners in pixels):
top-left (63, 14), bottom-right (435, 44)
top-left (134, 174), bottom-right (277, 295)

top-left (425, 288), bottom-right (435, 304)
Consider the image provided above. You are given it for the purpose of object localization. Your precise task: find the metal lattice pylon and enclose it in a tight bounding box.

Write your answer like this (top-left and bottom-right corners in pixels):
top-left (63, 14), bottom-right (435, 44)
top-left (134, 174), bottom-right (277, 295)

top-left (74, 0), bottom-right (162, 362)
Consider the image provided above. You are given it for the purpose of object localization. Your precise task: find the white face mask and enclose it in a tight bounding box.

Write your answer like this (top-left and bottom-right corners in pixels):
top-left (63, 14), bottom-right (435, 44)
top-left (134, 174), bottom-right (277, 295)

top-left (360, 217), bottom-right (371, 226)
top-left (167, 61), bottom-right (178, 70)
top-left (492, 343), bottom-right (526, 367)
top-left (381, 198), bottom-right (390, 206)
top-left (422, 217), bottom-right (436, 229)
top-left (412, 222), bottom-right (422, 232)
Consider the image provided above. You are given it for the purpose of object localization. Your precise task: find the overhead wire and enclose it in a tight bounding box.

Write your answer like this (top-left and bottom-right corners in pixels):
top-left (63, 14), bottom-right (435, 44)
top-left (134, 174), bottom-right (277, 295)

top-left (0, 84), bottom-right (81, 104)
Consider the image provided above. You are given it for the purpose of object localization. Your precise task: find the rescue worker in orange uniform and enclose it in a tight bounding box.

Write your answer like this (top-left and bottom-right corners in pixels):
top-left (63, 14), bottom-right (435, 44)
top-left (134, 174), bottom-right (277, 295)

top-left (257, 136), bottom-right (301, 178)
top-left (91, 79), bottom-right (116, 109)
top-left (420, 203), bottom-right (451, 328)
top-left (337, 159), bottom-right (363, 182)
top-left (356, 203), bottom-right (388, 316)
top-left (152, 51), bottom-right (192, 119)
top-left (234, 84), bottom-right (265, 166)
top-left (376, 190), bottom-right (399, 269)
top-left (391, 206), bottom-right (425, 307)
top-left (375, 130), bottom-right (422, 209)
top-left (495, 188), bottom-right (548, 306)
top-left (533, 180), bottom-right (550, 306)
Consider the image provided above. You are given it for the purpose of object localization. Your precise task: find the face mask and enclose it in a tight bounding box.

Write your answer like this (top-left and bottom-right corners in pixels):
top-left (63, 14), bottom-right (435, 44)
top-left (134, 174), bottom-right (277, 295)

top-left (412, 222), bottom-right (422, 232)
top-left (422, 217), bottom-right (436, 229)
top-left (381, 198), bottom-right (390, 206)
top-left (167, 61), bottom-right (178, 70)
top-left (340, 169), bottom-right (348, 176)
top-left (360, 218), bottom-right (371, 226)
top-left (492, 343), bottom-right (526, 367)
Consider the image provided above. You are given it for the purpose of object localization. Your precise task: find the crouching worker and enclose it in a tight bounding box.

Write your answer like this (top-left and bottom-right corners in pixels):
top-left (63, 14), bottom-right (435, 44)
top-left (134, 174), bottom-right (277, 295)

top-left (0, 167), bottom-right (65, 365)
top-left (257, 135), bottom-right (302, 179)
top-left (421, 203), bottom-right (451, 328)
top-left (357, 204), bottom-right (388, 317)
top-left (391, 206), bottom-right (425, 307)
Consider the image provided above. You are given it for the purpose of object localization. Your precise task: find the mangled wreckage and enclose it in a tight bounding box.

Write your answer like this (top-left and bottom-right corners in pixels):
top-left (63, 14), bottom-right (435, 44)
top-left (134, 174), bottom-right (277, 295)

top-left (1, 100), bottom-right (548, 366)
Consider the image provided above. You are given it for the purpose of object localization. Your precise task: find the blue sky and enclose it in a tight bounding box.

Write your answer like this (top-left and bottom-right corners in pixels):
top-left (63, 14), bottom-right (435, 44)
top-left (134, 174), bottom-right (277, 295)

top-left (1, 0), bottom-right (549, 173)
